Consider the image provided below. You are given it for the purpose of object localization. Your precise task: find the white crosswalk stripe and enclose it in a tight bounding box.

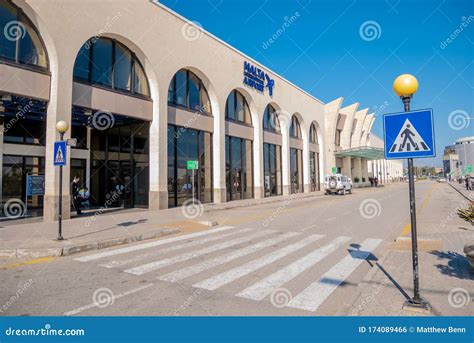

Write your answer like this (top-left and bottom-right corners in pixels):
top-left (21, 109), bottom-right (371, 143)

top-left (193, 234), bottom-right (325, 291)
top-left (75, 226), bottom-right (235, 262)
top-left (286, 238), bottom-right (382, 312)
top-left (124, 229), bottom-right (276, 276)
top-left (100, 227), bottom-right (253, 268)
top-left (158, 232), bottom-right (300, 282)
top-left (236, 235), bottom-right (351, 301)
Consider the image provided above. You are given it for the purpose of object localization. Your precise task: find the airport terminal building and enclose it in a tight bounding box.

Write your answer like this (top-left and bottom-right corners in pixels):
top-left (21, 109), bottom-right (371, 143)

top-left (0, 0), bottom-right (400, 221)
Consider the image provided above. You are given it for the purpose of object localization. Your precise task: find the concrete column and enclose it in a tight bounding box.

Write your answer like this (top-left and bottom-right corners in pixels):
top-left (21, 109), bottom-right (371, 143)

top-left (281, 121), bottom-right (290, 196)
top-left (341, 156), bottom-right (352, 178)
top-left (361, 158), bottom-right (369, 182)
top-left (353, 157), bottom-right (362, 183)
top-left (212, 95), bottom-right (226, 203)
top-left (149, 89), bottom-right (168, 209)
top-left (253, 114), bottom-right (264, 199)
top-left (303, 136), bottom-right (310, 193)
top-left (0, 119), bottom-right (3, 209)
top-left (44, 60), bottom-right (73, 222)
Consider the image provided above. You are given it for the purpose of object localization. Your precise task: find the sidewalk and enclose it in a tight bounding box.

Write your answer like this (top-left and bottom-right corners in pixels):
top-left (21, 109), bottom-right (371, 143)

top-left (344, 182), bottom-right (474, 316)
top-left (0, 190), bottom-right (326, 260)
top-left (448, 181), bottom-right (474, 201)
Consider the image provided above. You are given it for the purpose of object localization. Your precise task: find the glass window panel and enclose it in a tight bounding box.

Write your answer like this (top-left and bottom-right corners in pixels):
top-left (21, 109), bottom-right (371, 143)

top-left (114, 43), bottom-right (132, 91)
top-left (174, 70), bottom-right (187, 107)
top-left (188, 73), bottom-right (200, 111)
top-left (263, 107), bottom-right (269, 130)
top-left (236, 92), bottom-right (244, 122)
top-left (132, 61), bottom-right (149, 96)
top-left (91, 39), bottom-right (113, 87)
top-left (200, 86), bottom-right (211, 114)
top-left (226, 92), bottom-right (235, 120)
top-left (18, 21), bottom-right (47, 67)
top-left (0, 2), bottom-right (19, 61)
top-left (244, 102), bottom-right (252, 125)
top-left (71, 124), bottom-right (87, 149)
top-left (74, 43), bottom-right (91, 81)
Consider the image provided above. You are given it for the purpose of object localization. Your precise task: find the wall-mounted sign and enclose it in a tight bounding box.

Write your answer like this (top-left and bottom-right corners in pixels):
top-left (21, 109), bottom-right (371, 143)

top-left (26, 175), bottom-right (45, 196)
top-left (243, 61), bottom-right (275, 97)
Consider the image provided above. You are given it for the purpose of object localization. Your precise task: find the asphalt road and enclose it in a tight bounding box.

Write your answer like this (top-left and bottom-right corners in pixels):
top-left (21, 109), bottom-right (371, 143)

top-left (1, 181), bottom-right (441, 316)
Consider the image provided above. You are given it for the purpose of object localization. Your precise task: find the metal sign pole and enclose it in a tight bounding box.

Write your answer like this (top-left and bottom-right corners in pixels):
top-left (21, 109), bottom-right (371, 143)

top-left (57, 133), bottom-right (64, 241)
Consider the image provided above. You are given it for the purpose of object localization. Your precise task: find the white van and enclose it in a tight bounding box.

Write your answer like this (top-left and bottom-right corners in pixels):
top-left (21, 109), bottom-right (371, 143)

top-left (324, 174), bottom-right (353, 195)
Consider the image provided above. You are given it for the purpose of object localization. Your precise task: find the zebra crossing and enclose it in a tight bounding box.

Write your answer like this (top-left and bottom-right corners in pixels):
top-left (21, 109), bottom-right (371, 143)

top-left (75, 226), bottom-right (382, 313)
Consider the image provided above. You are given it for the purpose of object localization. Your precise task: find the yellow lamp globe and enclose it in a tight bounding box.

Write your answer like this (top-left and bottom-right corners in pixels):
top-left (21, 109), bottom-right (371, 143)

top-left (56, 120), bottom-right (69, 134)
top-left (393, 74), bottom-right (419, 97)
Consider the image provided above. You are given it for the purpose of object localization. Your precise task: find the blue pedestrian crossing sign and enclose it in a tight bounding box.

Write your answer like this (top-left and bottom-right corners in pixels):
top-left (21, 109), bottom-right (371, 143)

top-left (383, 109), bottom-right (435, 160)
top-left (53, 141), bottom-right (67, 166)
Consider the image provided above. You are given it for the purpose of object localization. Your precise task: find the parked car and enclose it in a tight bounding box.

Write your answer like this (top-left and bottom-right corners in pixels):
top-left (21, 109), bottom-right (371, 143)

top-left (324, 174), bottom-right (353, 195)
top-left (437, 177), bottom-right (447, 183)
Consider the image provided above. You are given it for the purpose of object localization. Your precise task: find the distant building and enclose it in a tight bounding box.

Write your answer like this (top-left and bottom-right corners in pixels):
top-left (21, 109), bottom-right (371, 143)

top-left (443, 136), bottom-right (474, 178)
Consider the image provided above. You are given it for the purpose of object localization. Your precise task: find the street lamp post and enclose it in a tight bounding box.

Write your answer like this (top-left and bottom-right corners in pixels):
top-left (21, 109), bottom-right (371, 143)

top-left (393, 74), bottom-right (431, 312)
top-left (56, 120), bottom-right (69, 241)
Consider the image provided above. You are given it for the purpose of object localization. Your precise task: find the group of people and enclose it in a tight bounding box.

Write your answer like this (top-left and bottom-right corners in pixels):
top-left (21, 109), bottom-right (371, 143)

top-left (369, 177), bottom-right (379, 187)
top-left (465, 175), bottom-right (473, 191)
top-left (71, 175), bottom-right (90, 215)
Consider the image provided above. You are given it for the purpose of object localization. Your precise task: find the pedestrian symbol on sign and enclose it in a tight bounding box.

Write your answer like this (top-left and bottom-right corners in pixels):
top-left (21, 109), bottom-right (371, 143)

top-left (53, 141), bottom-right (67, 166)
top-left (389, 119), bottom-right (430, 153)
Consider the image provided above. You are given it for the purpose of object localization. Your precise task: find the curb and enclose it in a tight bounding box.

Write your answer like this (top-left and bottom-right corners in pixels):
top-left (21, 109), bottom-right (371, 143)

top-left (0, 228), bottom-right (180, 260)
top-left (447, 182), bottom-right (474, 202)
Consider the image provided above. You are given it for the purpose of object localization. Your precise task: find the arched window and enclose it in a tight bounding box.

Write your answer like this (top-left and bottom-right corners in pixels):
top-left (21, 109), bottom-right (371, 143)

top-left (290, 116), bottom-right (302, 139)
top-left (309, 123), bottom-right (318, 144)
top-left (263, 104), bottom-right (280, 134)
top-left (225, 90), bottom-right (251, 125)
top-left (168, 69), bottom-right (211, 115)
top-left (0, 1), bottom-right (48, 68)
top-left (73, 38), bottom-right (150, 97)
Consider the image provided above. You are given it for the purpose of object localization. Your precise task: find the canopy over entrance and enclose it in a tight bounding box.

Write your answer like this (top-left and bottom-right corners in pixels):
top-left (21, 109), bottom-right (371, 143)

top-left (335, 146), bottom-right (384, 160)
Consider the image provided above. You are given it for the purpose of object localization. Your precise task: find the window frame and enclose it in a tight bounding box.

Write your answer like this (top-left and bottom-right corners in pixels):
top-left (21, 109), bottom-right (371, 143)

top-left (168, 69), bottom-right (212, 116)
top-left (225, 90), bottom-right (252, 127)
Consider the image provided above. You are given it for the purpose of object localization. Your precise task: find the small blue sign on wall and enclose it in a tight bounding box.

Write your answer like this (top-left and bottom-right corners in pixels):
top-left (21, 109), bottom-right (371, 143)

top-left (26, 175), bottom-right (45, 196)
top-left (383, 109), bottom-right (436, 160)
top-left (53, 141), bottom-right (67, 166)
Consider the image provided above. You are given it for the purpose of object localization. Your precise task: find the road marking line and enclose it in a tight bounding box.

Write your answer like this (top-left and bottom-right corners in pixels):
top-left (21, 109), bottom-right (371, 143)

top-left (193, 234), bottom-right (325, 291)
top-left (286, 238), bottom-right (382, 312)
top-left (400, 183), bottom-right (437, 236)
top-left (236, 236), bottom-right (351, 301)
top-left (63, 283), bottom-right (153, 316)
top-left (158, 232), bottom-right (300, 282)
top-left (0, 256), bottom-right (56, 270)
top-left (100, 227), bottom-right (253, 268)
top-left (124, 230), bottom-right (275, 276)
top-left (74, 226), bottom-right (235, 262)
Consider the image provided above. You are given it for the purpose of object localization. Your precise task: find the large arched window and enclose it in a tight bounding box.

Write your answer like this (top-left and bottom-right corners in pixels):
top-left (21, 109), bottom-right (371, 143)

top-left (0, 1), bottom-right (48, 69)
top-left (168, 69), bottom-right (211, 115)
top-left (263, 104), bottom-right (280, 134)
top-left (309, 123), bottom-right (319, 144)
top-left (225, 90), bottom-right (251, 125)
top-left (73, 37), bottom-right (150, 97)
top-left (289, 116), bottom-right (302, 139)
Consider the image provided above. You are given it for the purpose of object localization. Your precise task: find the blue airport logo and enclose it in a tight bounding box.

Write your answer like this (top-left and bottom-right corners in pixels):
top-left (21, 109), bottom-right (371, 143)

top-left (243, 61), bottom-right (275, 97)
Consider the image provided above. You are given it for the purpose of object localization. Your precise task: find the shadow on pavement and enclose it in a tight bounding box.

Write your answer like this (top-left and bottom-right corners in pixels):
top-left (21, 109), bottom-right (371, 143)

top-left (430, 250), bottom-right (474, 281)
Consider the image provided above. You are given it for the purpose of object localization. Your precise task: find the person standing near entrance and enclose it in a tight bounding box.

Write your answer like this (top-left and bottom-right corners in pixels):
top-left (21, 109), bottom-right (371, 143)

top-left (72, 175), bottom-right (82, 215)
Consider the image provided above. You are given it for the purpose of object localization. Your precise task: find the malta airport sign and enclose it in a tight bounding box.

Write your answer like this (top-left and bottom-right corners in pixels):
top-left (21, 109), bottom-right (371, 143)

top-left (383, 109), bottom-right (435, 160)
top-left (243, 61), bottom-right (275, 97)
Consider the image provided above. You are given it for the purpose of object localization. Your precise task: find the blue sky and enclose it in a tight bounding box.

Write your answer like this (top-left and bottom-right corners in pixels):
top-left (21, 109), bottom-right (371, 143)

top-left (161, 0), bottom-right (473, 166)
